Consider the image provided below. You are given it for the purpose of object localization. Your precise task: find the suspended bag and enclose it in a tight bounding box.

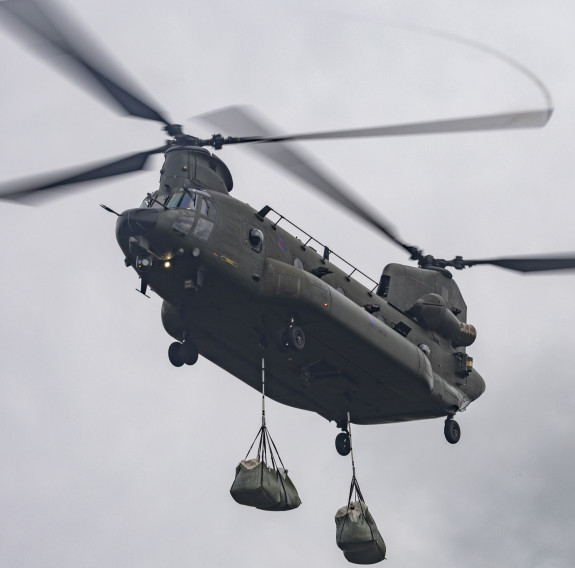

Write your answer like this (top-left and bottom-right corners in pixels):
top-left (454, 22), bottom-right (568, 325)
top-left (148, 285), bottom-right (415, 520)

top-left (266, 467), bottom-right (301, 511)
top-left (230, 458), bottom-right (282, 510)
top-left (230, 425), bottom-right (301, 511)
top-left (335, 476), bottom-right (386, 564)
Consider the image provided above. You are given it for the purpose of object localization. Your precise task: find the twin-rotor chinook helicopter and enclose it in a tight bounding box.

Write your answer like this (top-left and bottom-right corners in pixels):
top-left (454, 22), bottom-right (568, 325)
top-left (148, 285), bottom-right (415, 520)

top-left (2, 0), bottom-right (575, 454)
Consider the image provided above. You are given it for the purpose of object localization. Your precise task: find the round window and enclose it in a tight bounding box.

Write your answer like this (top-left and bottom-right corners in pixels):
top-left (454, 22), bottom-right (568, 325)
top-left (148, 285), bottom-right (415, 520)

top-left (294, 258), bottom-right (304, 270)
top-left (249, 228), bottom-right (264, 248)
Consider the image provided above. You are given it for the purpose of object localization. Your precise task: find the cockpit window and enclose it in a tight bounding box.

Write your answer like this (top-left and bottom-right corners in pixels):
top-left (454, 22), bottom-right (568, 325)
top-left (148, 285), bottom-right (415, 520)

top-left (201, 198), bottom-right (217, 219)
top-left (173, 215), bottom-right (195, 237)
top-left (181, 191), bottom-right (199, 210)
top-left (193, 217), bottom-right (214, 241)
top-left (167, 190), bottom-right (199, 210)
top-left (142, 189), bottom-right (211, 212)
top-left (142, 189), bottom-right (218, 241)
top-left (141, 194), bottom-right (163, 208)
top-left (140, 193), bottom-right (171, 209)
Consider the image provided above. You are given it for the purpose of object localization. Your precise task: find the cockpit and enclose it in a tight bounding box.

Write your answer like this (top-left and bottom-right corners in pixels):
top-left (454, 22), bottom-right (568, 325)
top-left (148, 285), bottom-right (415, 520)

top-left (140, 188), bottom-right (217, 241)
top-left (142, 188), bottom-right (200, 209)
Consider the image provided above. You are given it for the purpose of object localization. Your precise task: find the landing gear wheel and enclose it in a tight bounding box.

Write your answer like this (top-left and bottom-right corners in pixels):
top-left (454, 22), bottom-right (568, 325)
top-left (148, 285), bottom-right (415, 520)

top-left (444, 419), bottom-right (461, 444)
top-left (335, 432), bottom-right (351, 456)
top-left (168, 342), bottom-right (184, 367)
top-left (288, 326), bottom-right (305, 351)
top-left (275, 325), bottom-right (306, 352)
top-left (181, 341), bottom-right (199, 365)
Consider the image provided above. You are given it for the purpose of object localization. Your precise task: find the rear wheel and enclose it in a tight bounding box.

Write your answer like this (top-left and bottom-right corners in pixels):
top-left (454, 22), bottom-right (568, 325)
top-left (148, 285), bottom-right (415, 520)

top-left (168, 342), bottom-right (184, 367)
top-left (335, 432), bottom-right (351, 456)
top-left (181, 341), bottom-right (199, 365)
top-left (444, 419), bottom-right (461, 444)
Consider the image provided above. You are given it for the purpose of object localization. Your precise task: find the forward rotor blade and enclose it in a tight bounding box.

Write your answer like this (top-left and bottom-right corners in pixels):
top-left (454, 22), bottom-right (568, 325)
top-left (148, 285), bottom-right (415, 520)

top-left (202, 106), bottom-right (552, 146)
top-left (462, 255), bottom-right (575, 273)
top-left (199, 106), bottom-right (419, 258)
top-left (0, 146), bottom-right (167, 204)
top-left (0, 0), bottom-right (170, 125)
top-left (260, 109), bottom-right (553, 141)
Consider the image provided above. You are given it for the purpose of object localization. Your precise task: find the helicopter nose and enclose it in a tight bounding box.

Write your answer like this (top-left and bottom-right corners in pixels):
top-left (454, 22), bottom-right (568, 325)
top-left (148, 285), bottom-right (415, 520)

top-left (116, 208), bottom-right (158, 237)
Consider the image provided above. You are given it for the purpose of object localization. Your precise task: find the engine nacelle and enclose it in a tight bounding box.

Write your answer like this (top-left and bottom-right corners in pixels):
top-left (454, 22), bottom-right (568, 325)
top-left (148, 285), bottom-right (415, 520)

top-left (409, 293), bottom-right (476, 347)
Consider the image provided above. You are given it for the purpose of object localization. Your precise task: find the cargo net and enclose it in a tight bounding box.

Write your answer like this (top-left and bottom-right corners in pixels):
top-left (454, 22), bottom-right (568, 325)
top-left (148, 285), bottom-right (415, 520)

top-left (336, 475), bottom-right (386, 564)
top-left (335, 415), bottom-right (386, 564)
top-left (230, 424), bottom-right (301, 511)
top-left (230, 358), bottom-right (300, 511)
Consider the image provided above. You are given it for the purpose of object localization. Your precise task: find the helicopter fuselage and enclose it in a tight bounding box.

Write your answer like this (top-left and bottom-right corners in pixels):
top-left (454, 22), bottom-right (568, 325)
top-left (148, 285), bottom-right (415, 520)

top-left (115, 147), bottom-right (485, 427)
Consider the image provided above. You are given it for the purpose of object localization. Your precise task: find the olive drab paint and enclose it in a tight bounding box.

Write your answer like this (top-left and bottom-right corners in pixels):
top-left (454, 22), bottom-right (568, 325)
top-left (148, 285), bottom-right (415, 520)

top-left (117, 147), bottom-right (485, 428)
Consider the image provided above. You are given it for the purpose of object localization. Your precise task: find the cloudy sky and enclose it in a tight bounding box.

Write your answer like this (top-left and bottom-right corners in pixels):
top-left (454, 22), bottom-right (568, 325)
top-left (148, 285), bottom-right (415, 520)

top-left (1, 1), bottom-right (574, 567)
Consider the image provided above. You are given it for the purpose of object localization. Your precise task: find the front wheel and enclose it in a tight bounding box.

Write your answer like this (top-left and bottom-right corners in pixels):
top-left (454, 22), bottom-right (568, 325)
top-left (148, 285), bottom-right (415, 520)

top-left (275, 325), bottom-right (306, 352)
top-left (288, 326), bottom-right (305, 351)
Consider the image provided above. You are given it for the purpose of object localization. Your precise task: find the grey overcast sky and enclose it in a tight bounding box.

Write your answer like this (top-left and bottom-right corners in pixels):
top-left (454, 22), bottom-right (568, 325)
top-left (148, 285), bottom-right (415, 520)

top-left (1, 1), bottom-right (575, 567)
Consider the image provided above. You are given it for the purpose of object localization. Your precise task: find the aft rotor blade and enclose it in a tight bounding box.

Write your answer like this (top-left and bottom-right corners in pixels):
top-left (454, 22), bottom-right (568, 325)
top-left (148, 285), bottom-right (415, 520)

top-left (199, 106), bottom-right (420, 258)
top-left (461, 255), bottom-right (575, 273)
top-left (0, 146), bottom-right (167, 204)
top-left (0, 0), bottom-right (170, 125)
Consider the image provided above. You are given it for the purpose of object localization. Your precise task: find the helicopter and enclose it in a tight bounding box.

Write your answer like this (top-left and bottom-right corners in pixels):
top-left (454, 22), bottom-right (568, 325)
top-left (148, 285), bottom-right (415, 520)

top-left (2, 0), bottom-right (575, 457)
